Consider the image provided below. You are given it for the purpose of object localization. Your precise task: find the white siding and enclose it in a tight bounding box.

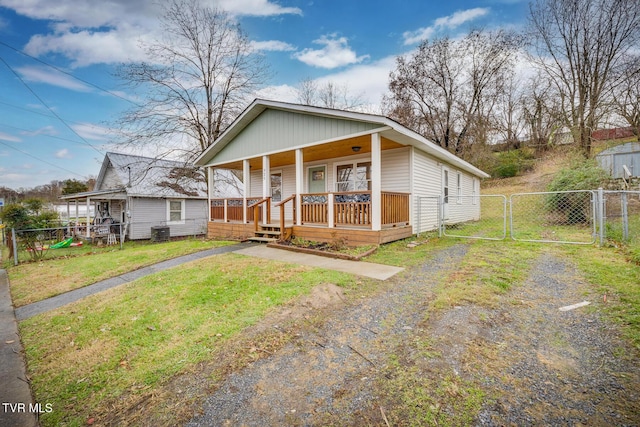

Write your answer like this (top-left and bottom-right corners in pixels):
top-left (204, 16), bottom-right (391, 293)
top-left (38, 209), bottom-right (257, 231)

top-left (381, 147), bottom-right (410, 193)
top-left (412, 147), bottom-right (481, 233)
top-left (127, 197), bottom-right (208, 240)
top-left (99, 162), bottom-right (124, 190)
top-left (412, 148), bottom-right (442, 233)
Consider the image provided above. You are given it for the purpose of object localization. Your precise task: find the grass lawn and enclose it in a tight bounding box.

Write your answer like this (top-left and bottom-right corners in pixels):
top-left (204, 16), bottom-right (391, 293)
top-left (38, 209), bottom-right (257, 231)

top-left (6, 238), bottom-right (235, 307)
top-left (20, 253), bottom-right (359, 427)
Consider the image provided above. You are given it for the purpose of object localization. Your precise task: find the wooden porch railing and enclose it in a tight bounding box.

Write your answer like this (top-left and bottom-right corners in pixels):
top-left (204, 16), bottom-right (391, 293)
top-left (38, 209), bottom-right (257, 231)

top-left (334, 191), bottom-right (371, 226)
top-left (213, 191), bottom-right (410, 229)
top-left (300, 193), bottom-right (329, 224)
top-left (381, 192), bottom-right (410, 225)
top-left (210, 197), bottom-right (263, 223)
top-left (274, 194), bottom-right (296, 238)
top-left (252, 197), bottom-right (271, 231)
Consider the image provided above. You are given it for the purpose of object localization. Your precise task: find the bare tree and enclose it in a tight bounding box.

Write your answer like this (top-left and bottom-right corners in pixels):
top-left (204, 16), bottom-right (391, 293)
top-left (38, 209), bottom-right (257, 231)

top-left (520, 73), bottom-right (564, 152)
top-left (295, 78), bottom-right (365, 111)
top-left (384, 29), bottom-right (521, 156)
top-left (612, 55), bottom-right (640, 139)
top-left (527, 0), bottom-right (640, 156)
top-left (114, 0), bottom-right (269, 164)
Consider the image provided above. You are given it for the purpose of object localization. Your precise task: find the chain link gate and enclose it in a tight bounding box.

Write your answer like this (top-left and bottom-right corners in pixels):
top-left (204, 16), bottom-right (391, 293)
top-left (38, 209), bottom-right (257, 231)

top-left (510, 191), bottom-right (597, 244)
top-left (441, 195), bottom-right (508, 240)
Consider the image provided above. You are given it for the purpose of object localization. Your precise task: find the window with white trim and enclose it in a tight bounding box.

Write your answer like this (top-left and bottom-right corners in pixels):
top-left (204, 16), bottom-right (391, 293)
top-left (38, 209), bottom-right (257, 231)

top-left (335, 161), bottom-right (371, 192)
top-left (167, 199), bottom-right (185, 224)
top-left (456, 173), bottom-right (462, 204)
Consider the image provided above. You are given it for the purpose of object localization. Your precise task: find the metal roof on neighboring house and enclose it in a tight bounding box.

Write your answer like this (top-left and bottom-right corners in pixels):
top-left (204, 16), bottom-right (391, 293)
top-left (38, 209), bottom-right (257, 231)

top-left (62, 152), bottom-right (207, 200)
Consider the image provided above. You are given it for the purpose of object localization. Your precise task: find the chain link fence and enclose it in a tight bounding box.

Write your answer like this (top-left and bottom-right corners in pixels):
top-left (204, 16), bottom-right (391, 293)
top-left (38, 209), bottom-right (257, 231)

top-left (442, 195), bottom-right (507, 240)
top-left (421, 189), bottom-right (639, 247)
top-left (5, 218), bottom-right (207, 265)
top-left (510, 191), bottom-right (596, 244)
top-left (602, 190), bottom-right (640, 247)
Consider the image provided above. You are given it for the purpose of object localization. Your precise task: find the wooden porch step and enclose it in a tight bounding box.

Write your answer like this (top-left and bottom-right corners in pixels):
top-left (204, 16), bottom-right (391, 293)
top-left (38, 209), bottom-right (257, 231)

top-left (256, 230), bottom-right (281, 236)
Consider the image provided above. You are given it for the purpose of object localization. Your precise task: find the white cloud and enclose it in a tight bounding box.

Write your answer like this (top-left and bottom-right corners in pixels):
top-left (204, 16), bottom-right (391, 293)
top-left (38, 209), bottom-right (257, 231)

top-left (55, 148), bottom-right (73, 159)
top-left (0, 132), bottom-right (22, 143)
top-left (15, 66), bottom-right (92, 91)
top-left (20, 126), bottom-right (58, 137)
top-left (293, 35), bottom-right (369, 69)
top-left (250, 40), bottom-right (296, 52)
top-left (215, 0), bottom-right (302, 16)
top-left (403, 7), bottom-right (490, 45)
top-left (258, 54), bottom-right (398, 111)
top-left (71, 123), bottom-right (114, 141)
top-left (8, 0), bottom-right (300, 68)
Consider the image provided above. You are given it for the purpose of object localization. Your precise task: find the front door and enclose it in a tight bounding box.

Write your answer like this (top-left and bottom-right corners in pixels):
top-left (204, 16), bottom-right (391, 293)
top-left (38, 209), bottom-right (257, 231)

top-left (308, 166), bottom-right (326, 193)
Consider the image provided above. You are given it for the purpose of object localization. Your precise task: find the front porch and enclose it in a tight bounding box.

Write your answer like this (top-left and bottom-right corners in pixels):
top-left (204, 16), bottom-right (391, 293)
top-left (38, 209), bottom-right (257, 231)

top-left (208, 190), bottom-right (412, 245)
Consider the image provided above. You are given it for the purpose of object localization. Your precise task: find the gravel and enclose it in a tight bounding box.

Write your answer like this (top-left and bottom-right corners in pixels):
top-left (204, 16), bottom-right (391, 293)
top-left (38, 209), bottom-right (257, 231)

top-left (185, 246), bottom-right (640, 426)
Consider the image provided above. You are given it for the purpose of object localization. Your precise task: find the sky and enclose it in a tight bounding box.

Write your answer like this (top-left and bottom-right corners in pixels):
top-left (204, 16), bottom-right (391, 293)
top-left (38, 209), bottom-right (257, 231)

top-left (0, 0), bottom-right (529, 190)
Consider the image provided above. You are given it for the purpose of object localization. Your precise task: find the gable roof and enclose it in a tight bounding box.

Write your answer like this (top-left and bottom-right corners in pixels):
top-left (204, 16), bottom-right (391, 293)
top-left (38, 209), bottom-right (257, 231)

top-left (195, 99), bottom-right (490, 178)
top-left (59, 152), bottom-right (207, 201)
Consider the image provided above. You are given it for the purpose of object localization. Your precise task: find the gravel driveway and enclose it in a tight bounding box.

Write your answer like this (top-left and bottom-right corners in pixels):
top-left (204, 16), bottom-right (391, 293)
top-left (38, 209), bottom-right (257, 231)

top-left (183, 245), bottom-right (640, 426)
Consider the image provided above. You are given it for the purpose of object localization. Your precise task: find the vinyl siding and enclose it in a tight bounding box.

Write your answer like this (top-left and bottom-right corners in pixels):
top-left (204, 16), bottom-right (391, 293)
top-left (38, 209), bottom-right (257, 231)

top-left (127, 197), bottom-right (207, 240)
top-left (213, 109), bottom-right (382, 165)
top-left (412, 148), bottom-right (442, 233)
top-left (99, 162), bottom-right (124, 190)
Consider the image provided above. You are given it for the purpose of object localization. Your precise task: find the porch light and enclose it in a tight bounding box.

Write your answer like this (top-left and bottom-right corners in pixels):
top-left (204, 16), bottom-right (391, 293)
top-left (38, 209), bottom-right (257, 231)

top-left (352, 146), bottom-right (361, 152)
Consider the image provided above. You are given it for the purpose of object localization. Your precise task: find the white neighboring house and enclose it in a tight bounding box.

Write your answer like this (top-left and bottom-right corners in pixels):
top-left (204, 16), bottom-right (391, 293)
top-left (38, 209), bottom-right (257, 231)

top-left (61, 152), bottom-right (210, 240)
top-left (195, 99), bottom-right (490, 245)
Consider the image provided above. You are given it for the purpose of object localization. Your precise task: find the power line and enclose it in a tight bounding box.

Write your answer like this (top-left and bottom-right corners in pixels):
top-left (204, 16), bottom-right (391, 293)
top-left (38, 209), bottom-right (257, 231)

top-left (0, 55), bottom-right (105, 156)
top-left (0, 121), bottom-right (101, 147)
top-left (0, 140), bottom-right (87, 178)
top-left (0, 40), bottom-right (137, 106)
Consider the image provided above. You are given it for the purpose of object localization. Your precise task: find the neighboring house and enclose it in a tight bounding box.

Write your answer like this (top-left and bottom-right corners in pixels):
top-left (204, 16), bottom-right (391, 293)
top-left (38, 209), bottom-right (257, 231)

top-left (61, 152), bottom-right (208, 240)
top-left (195, 99), bottom-right (490, 245)
top-left (596, 142), bottom-right (640, 179)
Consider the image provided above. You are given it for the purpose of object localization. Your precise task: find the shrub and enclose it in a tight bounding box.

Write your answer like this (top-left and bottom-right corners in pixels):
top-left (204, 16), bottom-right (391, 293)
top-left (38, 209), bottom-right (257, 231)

top-left (492, 149), bottom-right (536, 178)
top-left (545, 159), bottom-right (608, 224)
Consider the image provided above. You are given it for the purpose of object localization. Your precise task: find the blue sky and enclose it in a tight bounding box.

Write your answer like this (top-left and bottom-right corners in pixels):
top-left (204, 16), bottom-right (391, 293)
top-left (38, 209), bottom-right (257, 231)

top-left (0, 0), bottom-right (528, 190)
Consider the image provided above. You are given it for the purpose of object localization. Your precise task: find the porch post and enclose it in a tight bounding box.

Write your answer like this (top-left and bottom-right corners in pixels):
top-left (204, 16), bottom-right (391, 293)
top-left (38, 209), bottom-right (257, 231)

top-left (262, 155), bottom-right (270, 224)
top-left (208, 166), bottom-right (214, 222)
top-left (243, 159), bottom-right (250, 223)
top-left (86, 197), bottom-right (91, 239)
top-left (66, 202), bottom-right (71, 235)
top-left (371, 132), bottom-right (382, 231)
top-left (295, 149), bottom-right (303, 225)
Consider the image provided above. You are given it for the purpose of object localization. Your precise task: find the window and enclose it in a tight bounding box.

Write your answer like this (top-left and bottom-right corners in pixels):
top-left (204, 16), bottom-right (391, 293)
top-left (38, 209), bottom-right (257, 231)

top-left (167, 199), bottom-right (185, 224)
top-left (335, 161), bottom-right (371, 191)
top-left (270, 172), bottom-right (282, 202)
top-left (443, 170), bottom-right (449, 204)
top-left (472, 178), bottom-right (478, 205)
top-left (456, 173), bottom-right (462, 204)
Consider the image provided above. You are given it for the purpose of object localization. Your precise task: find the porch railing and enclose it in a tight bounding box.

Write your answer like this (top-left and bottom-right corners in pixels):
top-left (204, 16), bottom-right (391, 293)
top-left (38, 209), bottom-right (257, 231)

top-left (381, 192), bottom-right (410, 225)
top-left (213, 191), bottom-right (409, 229)
top-left (210, 197), bottom-right (263, 223)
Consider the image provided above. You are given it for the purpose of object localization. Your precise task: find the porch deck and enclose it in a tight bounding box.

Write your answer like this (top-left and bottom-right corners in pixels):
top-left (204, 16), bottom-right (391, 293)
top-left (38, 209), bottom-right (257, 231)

top-left (208, 191), bottom-right (412, 245)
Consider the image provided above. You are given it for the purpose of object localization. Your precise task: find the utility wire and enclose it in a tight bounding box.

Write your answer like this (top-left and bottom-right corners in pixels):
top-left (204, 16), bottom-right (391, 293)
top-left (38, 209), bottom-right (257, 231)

top-left (0, 40), bottom-right (138, 106)
top-left (0, 55), bottom-right (104, 156)
top-left (0, 140), bottom-right (87, 178)
top-left (0, 121), bottom-right (103, 147)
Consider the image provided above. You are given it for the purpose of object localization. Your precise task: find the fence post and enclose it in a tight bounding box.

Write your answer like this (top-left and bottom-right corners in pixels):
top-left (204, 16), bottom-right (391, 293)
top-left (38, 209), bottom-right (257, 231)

top-left (12, 228), bottom-right (18, 266)
top-left (597, 188), bottom-right (605, 246)
top-left (621, 191), bottom-right (629, 241)
top-left (438, 195), bottom-right (443, 238)
top-left (416, 196), bottom-right (421, 235)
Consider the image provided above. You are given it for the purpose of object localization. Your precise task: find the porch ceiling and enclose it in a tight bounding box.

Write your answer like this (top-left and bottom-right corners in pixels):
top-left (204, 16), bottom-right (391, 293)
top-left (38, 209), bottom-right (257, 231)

top-left (214, 135), bottom-right (404, 170)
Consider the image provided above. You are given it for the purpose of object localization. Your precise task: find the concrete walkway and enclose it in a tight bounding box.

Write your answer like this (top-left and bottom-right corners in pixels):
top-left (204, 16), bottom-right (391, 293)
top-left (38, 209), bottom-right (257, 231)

top-left (1, 241), bottom-right (402, 425)
top-left (235, 245), bottom-right (404, 280)
top-left (0, 270), bottom-right (38, 427)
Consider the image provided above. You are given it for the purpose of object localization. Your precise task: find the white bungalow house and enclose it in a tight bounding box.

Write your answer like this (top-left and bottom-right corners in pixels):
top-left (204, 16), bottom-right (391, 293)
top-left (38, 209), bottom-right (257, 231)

top-left (195, 99), bottom-right (490, 245)
top-left (61, 152), bottom-right (209, 240)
